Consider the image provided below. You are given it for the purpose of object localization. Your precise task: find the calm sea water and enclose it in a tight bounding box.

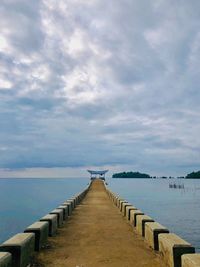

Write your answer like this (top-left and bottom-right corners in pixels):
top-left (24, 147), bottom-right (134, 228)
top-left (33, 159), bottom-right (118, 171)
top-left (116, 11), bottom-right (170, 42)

top-left (0, 178), bottom-right (200, 252)
top-left (0, 178), bottom-right (88, 243)
top-left (108, 178), bottom-right (200, 252)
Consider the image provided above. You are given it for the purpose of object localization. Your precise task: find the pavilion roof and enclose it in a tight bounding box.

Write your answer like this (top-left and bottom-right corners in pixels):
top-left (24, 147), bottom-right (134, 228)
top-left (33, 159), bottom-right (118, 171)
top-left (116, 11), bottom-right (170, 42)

top-left (87, 170), bottom-right (109, 175)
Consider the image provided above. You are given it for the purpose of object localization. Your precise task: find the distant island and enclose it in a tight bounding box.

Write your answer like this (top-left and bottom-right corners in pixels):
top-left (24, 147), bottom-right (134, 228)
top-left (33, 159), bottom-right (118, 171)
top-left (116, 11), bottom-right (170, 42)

top-left (112, 171), bottom-right (151, 178)
top-left (186, 171), bottom-right (200, 179)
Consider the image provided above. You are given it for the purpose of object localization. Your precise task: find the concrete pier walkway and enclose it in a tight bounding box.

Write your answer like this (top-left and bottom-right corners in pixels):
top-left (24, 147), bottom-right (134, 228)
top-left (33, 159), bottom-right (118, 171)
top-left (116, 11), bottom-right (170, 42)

top-left (35, 179), bottom-right (167, 267)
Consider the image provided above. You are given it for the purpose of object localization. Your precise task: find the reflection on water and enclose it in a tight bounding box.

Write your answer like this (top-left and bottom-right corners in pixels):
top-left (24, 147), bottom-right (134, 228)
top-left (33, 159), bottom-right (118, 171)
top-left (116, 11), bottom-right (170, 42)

top-left (0, 178), bottom-right (88, 243)
top-left (108, 178), bottom-right (200, 252)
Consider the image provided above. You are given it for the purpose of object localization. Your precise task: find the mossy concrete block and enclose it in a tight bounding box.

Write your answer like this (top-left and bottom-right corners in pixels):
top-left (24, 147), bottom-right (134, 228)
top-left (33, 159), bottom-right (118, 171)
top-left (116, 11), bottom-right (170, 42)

top-left (0, 252), bottom-right (12, 267)
top-left (24, 221), bottom-right (48, 251)
top-left (159, 233), bottom-right (195, 267)
top-left (62, 202), bottom-right (72, 215)
top-left (40, 214), bottom-right (57, 237)
top-left (126, 206), bottom-right (137, 220)
top-left (130, 209), bottom-right (144, 226)
top-left (0, 233), bottom-right (35, 267)
top-left (136, 215), bottom-right (154, 237)
top-left (145, 222), bottom-right (169, 250)
top-left (58, 205), bottom-right (68, 220)
top-left (182, 254), bottom-right (200, 267)
top-left (50, 209), bottom-right (64, 227)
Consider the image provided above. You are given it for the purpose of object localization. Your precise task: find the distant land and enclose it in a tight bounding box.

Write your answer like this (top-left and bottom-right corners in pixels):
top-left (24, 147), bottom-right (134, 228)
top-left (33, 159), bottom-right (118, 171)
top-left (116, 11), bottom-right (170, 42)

top-left (186, 171), bottom-right (200, 179)
top-left (112, 171), bottom-right (150, 178)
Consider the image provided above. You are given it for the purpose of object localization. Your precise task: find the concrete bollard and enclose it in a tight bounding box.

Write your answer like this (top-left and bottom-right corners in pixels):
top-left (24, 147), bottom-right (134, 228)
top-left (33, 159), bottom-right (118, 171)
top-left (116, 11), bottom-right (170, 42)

top-left (50, 209), bottom-right (64, 227)
top-left (0, 233), bottom-right (35, 267)
top-left (182, 254), bottom-right (200, 267)
top-left (119, 200), bottom-right (127, 211)
top-left (58, 205), bottom-right (68, 220)
top-left (40, 214), bottom-right (57, 237)
top-left (73, 194), bottom-right (80, 205)
top-left (114, 196), bottom-right (119, 206)
top-left (120, 202), bottom-right (129, 213)
top-left (117, 198), bottom-right (124, 208)
top-left (145, 222), bottom-right (169, 250)
top-left (64, 200), bottom-right (74, 212)
top-left (136, 215), bottom-right (154, 237)
top-left (158, 233), bottom-right (195, 267)
top-left (121, 203), bottom-right (132, 216)
top-left (62, 202), bottom-right (72, 216)
top-left (125, 206), bottom-right (137, 220)
top-left (67, 198), bottom-right (76, 209)
top-left (72, 196), bottom-right (79, 206)
top-left (130, 209), bottom-right (144, 227)
top-left (24, 221), bottom-right (49, 251)
top-left (0, 252), bottom-right (12, 267)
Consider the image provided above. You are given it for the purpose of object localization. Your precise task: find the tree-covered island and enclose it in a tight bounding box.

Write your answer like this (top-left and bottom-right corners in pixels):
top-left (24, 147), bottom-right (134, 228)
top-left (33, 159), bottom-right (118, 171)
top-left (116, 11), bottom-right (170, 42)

top-left (112, 171), bottom-right (151, 178)
top-left (186, 171), bottom-right (200, 179)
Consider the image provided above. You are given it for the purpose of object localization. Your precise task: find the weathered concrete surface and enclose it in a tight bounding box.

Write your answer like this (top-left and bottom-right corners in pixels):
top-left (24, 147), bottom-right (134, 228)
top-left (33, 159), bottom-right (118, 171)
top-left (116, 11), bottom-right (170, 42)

top-left (182, 254), bottom-right (200, 267)
top-left (0, 252), bottom-right (12, 267)
top-left (24, 221), bottom-right (49, 251)
top-left (126, 205), bottom-right (137, 220)
top-left (136, 215), bottom-right (154, 237)
top-left (145, 222), bottom-right (169, 250)
top-left (121, 202), bottom-right (132, 216)
top-left (40, 214), bottom-right (57, 237)
top-left (57, 205), bottom-right (68, 220)
top-left (35, 179), bottom-right (167, 267)
top-left (159, 233), bottom-right (195, 267)
top-left (0, 233), bottom-right (35, 267)
top-left (130, 209), bottom-right (144, 226)
top-left (50, 209), bottom-right (64, 227)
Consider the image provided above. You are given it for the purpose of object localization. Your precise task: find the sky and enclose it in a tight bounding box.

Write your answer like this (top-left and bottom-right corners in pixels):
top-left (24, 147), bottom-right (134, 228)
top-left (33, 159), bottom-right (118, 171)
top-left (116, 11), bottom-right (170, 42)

top-left (0, 0), bottom-right (200, 178)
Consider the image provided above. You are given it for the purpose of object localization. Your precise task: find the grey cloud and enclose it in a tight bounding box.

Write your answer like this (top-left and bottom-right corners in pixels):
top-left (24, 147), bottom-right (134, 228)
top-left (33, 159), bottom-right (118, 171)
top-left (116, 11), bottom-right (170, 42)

top-left (0, 0), bottom-right (200, 176)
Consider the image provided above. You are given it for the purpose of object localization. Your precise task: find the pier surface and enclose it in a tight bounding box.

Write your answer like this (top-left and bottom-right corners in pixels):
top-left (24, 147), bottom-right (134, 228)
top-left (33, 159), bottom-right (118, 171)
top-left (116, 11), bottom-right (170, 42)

top-left (35, 179), bottom-right (167, 267)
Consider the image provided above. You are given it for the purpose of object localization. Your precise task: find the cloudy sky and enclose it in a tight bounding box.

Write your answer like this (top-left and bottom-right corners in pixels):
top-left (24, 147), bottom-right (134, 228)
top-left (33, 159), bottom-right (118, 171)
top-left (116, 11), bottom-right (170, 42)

top-left (0, 0), bottom-right (200, 177)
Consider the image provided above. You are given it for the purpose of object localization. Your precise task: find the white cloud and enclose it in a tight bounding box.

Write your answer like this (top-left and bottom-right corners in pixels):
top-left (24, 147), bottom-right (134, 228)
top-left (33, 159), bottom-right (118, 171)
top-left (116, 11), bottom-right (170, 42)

top-left (0, 77), bottom-right (13, 89)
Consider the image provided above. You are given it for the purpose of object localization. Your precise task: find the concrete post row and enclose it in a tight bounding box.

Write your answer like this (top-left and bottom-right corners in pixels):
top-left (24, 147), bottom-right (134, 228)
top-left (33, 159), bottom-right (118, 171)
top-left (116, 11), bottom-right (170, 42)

top-left (106, 186), bottom-right (198, 267)
top-left (0, 185), bottom-right (90, 267)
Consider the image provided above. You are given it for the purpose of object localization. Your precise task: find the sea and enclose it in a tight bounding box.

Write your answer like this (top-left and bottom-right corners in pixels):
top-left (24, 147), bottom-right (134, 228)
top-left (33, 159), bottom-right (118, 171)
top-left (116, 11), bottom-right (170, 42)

top-left (0, 177), bottom-right (200, 251)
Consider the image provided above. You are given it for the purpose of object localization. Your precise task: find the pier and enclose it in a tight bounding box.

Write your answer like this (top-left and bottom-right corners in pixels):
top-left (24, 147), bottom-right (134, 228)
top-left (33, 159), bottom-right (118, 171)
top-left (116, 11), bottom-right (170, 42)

top-left (35, 179), bottom-right (164, 267)
top-left (0, 179), bottom-right (199, 267)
